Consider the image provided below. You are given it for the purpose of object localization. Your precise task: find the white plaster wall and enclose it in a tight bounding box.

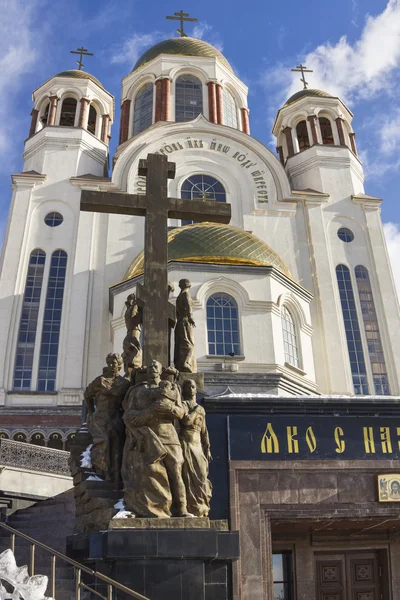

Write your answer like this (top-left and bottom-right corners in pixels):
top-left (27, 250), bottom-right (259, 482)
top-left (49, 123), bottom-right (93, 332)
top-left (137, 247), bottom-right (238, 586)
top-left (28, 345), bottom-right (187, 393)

top-left (0, 467), bottom-right (72, 498)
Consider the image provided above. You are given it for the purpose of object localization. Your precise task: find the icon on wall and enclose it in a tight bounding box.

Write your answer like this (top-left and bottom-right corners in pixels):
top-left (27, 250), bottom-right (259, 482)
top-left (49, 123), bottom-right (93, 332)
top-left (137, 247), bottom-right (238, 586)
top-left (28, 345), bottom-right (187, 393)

top-left (377, 474), bottom-right (400, 501)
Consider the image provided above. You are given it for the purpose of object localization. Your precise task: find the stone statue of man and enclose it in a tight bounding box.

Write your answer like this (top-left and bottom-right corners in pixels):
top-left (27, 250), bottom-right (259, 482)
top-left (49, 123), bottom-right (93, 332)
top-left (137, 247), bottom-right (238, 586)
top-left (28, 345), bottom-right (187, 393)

top-left (174, 278), bottom-right (197, 373)
top-left (122, 359), bottom-right (192, 518)
top-left (84, 353), bottom-right (130, 484)
top-left (122, 293), bottom-right (142, 378)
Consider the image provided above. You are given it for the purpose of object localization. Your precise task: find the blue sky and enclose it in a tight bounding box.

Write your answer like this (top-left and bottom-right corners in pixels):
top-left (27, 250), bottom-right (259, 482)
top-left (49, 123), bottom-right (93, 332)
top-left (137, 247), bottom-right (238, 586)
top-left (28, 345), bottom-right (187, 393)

top-left (0, 0), bottom-right (399, 290)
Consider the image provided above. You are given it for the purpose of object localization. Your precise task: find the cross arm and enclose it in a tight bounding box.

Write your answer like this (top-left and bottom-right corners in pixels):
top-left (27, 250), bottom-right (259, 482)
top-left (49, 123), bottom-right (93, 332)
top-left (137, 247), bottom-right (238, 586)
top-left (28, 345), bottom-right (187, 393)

top-left (80, 190), bottom-right (148, 216)
top-left (167, 197), bottom-right (231, 223)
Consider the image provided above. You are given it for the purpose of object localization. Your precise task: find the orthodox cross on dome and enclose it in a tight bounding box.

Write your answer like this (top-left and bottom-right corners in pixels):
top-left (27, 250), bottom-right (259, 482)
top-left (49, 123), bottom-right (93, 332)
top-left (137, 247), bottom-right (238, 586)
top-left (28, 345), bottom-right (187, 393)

top-left (166, 10), bottom-right (198, 37)
top-left (291, 64), bottom-right (313, 90)
top-left (70, 46), bottom-right (94, 70)
top-left (80, 153), bottom-right (231, 367)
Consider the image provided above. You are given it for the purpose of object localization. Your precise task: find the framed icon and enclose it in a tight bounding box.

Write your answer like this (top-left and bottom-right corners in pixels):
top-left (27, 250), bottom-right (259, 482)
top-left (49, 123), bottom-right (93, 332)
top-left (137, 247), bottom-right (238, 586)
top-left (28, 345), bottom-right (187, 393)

top-left (377, 474), bottom-right (400, 502)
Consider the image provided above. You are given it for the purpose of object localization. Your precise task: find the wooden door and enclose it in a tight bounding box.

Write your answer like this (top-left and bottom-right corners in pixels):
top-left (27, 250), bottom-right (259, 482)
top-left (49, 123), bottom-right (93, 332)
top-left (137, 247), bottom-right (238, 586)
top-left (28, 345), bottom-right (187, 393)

top-left (315, 552), bottom-right (383, 600)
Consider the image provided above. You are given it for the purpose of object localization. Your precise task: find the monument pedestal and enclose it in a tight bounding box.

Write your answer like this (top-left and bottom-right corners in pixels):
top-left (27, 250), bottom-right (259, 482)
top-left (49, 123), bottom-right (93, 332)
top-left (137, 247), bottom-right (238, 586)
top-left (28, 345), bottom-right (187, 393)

top-left (67, 525), bottom-right (239, 600)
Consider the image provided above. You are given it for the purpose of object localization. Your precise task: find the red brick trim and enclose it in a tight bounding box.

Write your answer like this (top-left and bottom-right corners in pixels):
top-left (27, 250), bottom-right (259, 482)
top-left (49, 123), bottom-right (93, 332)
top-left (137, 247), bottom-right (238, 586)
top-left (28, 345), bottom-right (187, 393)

top-left (207, 82), bottom-right (217, 124)
top-left (78, 98), bottom-right (90, 128)
top-left (29, 109), bottom-right (39, 138)
top-left (349, 132), bottom-right (357, 156)
top-left (307, 115), bottom-right (319, 145)
top-left (241, 107), bottom-right (250, 134)
top-left (336, 117), bottom-right (346, 146)
top-left (101, 114), bottom-right (110, 143)
top-left (276, 146), bottom-right (284, 165)
top-left (119, 99), bottom-right (131, 144)
top-left (48, 95), bottom-right (58, 126)
top-left (216, 84), bottom-right (223, 124)
top-left (161, 78), bottom-right (171, 121)
top-left (155, 79), bottom-right (163, 122)
top-left (284, 126), bottom-right (294, 157)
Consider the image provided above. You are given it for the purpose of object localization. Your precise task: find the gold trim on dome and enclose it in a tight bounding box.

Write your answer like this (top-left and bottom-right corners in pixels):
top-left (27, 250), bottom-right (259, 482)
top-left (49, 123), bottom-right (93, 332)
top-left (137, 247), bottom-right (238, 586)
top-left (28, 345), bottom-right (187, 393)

top-left (132, 37), bottom-right (233, 73)
top-left (123, 222), bottom-right (290, 282)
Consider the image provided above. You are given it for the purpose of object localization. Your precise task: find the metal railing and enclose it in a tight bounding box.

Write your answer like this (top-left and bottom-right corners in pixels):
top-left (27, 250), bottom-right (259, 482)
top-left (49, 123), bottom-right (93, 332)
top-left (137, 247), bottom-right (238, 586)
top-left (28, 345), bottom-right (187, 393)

top-left (0, 522), bottom-right (150, 600)
top-left (0, 439), bottom-right (70, 476)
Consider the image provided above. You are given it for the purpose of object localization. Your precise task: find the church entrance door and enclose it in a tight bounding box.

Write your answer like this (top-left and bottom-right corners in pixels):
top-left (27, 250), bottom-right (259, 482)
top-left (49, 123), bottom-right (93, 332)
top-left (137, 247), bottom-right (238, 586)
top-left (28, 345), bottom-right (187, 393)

top-left (315, 551), bottom-right (383, 600)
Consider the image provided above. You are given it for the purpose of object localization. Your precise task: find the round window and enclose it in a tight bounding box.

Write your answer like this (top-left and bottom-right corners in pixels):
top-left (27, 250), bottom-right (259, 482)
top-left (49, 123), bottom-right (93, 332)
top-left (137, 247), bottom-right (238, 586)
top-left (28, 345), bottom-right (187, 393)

top-left (44, 212), bottom-right (63, 227)
top-left (337, 227), bottom-right (354, 242)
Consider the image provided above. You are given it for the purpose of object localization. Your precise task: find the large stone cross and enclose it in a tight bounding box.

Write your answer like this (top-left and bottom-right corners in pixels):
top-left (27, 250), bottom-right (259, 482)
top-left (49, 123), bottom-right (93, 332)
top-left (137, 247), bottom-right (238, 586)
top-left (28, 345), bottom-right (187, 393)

top-left (80, 153), bottom-right (231, 367)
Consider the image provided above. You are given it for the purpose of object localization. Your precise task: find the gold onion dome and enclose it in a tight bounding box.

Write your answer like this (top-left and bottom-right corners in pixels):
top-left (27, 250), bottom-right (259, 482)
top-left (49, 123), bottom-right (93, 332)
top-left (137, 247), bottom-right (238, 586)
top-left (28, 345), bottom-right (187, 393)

top-left (132, 37), bottom-right (233, 73)
top-left (123, 222), bottom-right (290, 282)
top-left (54, 69), bottom-right (104, 89)
top-left (285, 88), bottom-right (334, 106)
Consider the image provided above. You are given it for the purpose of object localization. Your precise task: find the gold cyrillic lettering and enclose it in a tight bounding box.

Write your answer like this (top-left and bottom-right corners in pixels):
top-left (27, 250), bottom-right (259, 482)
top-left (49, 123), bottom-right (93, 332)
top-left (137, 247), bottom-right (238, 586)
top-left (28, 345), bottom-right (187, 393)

top-left (363, 427), bottom-right (376, 453)
top-left (380, 427), bottom-right (393, 453)
top-left (260, 423), bottom-right (279, 454)
top-left (305, 427), bottom-right (317, 453)
top-left (287, 426), bottom-right (299, 453)
top-left (334, 427), bottom-right (345, 453)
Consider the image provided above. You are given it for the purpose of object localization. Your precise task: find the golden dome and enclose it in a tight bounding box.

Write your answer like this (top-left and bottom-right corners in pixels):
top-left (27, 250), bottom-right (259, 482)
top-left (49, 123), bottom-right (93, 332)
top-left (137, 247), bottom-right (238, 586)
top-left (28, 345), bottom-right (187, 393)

top-left (284, 88), bottom-right (335, 106)
top-left (123, 222), bottom-right (290, 281)
top-left (132, 37), bottom-right (233, 73)
top-left (55, 69), bottom-right (104, 89)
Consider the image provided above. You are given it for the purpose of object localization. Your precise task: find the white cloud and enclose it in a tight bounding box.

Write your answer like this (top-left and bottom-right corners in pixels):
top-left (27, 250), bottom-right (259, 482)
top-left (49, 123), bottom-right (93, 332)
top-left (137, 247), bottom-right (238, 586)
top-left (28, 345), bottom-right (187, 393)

top-left (383, 222), bottom-right (400, 300)
top-left (111, 32), bottom-right (163, 66)
top-left (192, 22), bottom-right (223, 52)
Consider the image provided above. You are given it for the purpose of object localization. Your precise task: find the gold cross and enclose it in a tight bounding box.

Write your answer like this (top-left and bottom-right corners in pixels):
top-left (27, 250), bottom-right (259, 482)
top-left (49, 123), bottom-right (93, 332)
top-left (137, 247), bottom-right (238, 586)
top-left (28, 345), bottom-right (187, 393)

top-left (166, 10), bottom-right (198, 37)
top-left (291, 64), bottom-right (313, 90)
top-left (70, 46), bottom-right (94, 71)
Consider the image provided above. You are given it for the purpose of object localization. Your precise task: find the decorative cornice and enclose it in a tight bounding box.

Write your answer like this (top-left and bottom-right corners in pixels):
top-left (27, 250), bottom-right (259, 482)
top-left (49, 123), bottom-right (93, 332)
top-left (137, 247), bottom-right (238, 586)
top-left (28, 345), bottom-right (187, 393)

top-left (287, 149), bottom-right (364, 182)
top-left (11, 171), bottom-right (46, 187)
top-left (352, 193), bottom-right (382, 210)
top-left (23, 129), bottom-right (108, 165)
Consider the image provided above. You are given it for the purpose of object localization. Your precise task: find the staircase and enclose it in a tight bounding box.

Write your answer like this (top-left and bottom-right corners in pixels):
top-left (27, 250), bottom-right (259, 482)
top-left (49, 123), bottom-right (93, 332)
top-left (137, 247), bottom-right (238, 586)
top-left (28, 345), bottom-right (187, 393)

top-left (0, 490), bottom-right (76, 599)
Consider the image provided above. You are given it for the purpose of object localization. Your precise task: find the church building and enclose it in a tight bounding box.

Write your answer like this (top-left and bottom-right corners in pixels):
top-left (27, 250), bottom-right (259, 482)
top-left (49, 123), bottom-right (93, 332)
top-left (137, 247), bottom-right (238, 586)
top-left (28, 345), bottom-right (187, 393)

top-left (1, 22), bottom-right (400, 600)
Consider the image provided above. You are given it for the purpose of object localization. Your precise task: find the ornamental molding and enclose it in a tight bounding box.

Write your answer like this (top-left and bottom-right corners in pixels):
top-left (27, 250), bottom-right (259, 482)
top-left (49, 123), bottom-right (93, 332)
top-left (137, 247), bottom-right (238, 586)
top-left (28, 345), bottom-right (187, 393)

top-left (287, 151), bottom-right (364, 182)
top-left (0, 439), bottom-right (70, 477)
top-left (23, 131), bottom-right (107, 166)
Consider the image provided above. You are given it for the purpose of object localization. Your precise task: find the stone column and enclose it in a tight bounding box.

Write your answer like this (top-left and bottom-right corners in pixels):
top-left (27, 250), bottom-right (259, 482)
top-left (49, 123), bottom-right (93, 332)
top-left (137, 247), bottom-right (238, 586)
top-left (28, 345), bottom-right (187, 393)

top-left (161, 78), bottom-right (171, 121)
top-left (349, 132), bottom-right (358, 155)
top-left (155, 79), bottom-right (163, 122)
top-left (48, 95), bottom-right (59, 126)
top-left (29, 109), bottom-right (39, 138)
top-left (207, 81), bottom-right (217, 124)
top-left (101, 115), bottom-right (110, 143)
top-left (241, 108), bottom-right (250, 134)
top-left (307, 115), bottom-right (319, 145)
top-left (283, 126), bottom-right (294, 157)
top-left (216, 84), bottom-right (223, 124)
top-left (276, 146), bottom-right (284, 165)
top-left (119, 99), bottom-right (131, 145)
top-left (336, 117), bottom-right (346, 146)
top-left (78, 98), bottom-right (91, 129)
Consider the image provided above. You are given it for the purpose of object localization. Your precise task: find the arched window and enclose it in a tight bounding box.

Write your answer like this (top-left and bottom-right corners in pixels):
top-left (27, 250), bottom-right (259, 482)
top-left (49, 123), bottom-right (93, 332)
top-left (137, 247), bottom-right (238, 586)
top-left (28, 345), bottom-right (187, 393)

top-left (181, 175), bottom-right (226, 225)
top-left (133, 83), bottom-right (154, 135)
top-left (355, 266), bottom-right (390, 395)
top-left (175, 75), bottom-right (203, 122)
top-left (336, 264), bottom-right (369, 394)
top-left (206, 293), bottom-right (240, 356)
top-left (31, 432), bottom-right (45, 447)
top-left (296, 120), bottom-right (310, 151)
top-left (222, 88), bottom-right (238, 128)
top-left (13, 432), bottom-right (27, 443)
top-left (41, 102), bottom-right (50, 125)
top-left (319, 117), bottom-right (334, 145)
top-left (281, 306), bottom-right (299, 368)
top-left (48, 432), bottom-right (63, 450)
top-left (59, 98), bottom-right (77, 127)
top-left (13, 250), bottom-right (46, 390)
top-left (37, 250), bottom-right (67, 392)
top-left (87, 105), bottom-right (97, 135)
top-left (0, 432), bottom-right (9, 439)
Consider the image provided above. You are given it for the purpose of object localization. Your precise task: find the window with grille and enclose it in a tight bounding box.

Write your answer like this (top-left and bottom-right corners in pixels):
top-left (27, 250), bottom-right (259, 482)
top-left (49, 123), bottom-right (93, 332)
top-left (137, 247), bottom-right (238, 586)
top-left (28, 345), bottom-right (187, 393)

top-left (59, 98), bottom-right (77, 127)
top-left (281, 306), bottom-right (299, 368)
top-left (206, 293), bottom-right (240, 356)
top-left (13, 250), bottom-right (46, 390)
top-left (133, 83), bottom-right (154, 135)
top-left (222, 88), bottom-right (238, 128)
top-left (319, 117), bottom-right (334, 145)
top-left (336, 264), bottom-right (369, 394)
top-left (355, 265), bottom-right (390, 395)
top-left (37, 250), bottom-right (67, 392)
top-left (175, 75), bottom-right (203, 122)
top-left (296, 120), bottom-right (310, 151)
top-left (181, 175), bottom-right (226, 225)
top-left (87, 105), bottom-right (97, 135)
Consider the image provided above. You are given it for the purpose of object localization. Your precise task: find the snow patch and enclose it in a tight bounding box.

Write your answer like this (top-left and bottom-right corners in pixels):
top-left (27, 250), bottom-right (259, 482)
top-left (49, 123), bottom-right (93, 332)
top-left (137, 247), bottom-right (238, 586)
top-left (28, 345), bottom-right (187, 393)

top-left (113, 510), bottom-right (135, 519)
top-left (86, 475), bottom-right (103, 481)
top-left (114, 498), bottom-right (125, 510)
top-left (80, 444), bottom-right (92, 468)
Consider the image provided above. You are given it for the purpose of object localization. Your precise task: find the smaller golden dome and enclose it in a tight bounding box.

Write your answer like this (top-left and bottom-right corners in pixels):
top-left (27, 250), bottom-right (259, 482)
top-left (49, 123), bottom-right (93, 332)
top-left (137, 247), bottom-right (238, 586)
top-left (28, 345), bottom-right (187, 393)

top-left (132, 37), bottom-right (233, 73)
top-left (55, 69), bottom-right (104, 89)
top-left (123, 222), bottom-right (290, 282)
top-left (285, 88), bottom-right (334, 106)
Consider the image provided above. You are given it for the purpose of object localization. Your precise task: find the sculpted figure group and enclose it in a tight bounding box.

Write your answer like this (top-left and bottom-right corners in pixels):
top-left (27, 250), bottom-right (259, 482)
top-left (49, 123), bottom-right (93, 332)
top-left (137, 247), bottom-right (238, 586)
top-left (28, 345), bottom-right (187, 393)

top-left (84, 282), bottom-right (212, 519)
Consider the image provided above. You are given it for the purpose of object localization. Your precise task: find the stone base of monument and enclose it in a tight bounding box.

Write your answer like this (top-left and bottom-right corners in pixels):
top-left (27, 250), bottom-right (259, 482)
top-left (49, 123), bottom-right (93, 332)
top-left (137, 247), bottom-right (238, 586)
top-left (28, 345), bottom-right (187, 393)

top-left (67, 524), bottom-right (239, 600)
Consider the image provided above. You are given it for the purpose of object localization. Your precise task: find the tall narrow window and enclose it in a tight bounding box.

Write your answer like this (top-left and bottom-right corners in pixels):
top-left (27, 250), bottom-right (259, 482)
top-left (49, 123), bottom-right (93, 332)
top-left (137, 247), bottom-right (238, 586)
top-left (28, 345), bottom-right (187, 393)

top-left (319, 117), bottom-right (334, 145)
top-left (281, 306), bottom-right (299, 368)
top-left (336, 264), bottom-right (369, 394)
top-left (296, 120), bottom-right (310, 151)
top-left (273, 553), bottom-right (294, 600)
top-left (181, 175), bottom-right (226, 225)
top-left (206, 293), bottom-right (240, 356)
top-left (41, 102), bottom-right (50, 125)
top-left (87, 105), bottom-right (97, 135)
top-left (59, 98), bottom-right (77, 127)
top-left (133, 83), bottom-right (153, 135)
top-left (222, 88), bottom-right (238, 128)
top-left (37, 250), bottom-right (67, 392)
top-left (355, 266), bottom-right (390, 395)
top-left (175, 75), bottom-right (203, 122)
top-left (13, 250), bottom-right (46, 390)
